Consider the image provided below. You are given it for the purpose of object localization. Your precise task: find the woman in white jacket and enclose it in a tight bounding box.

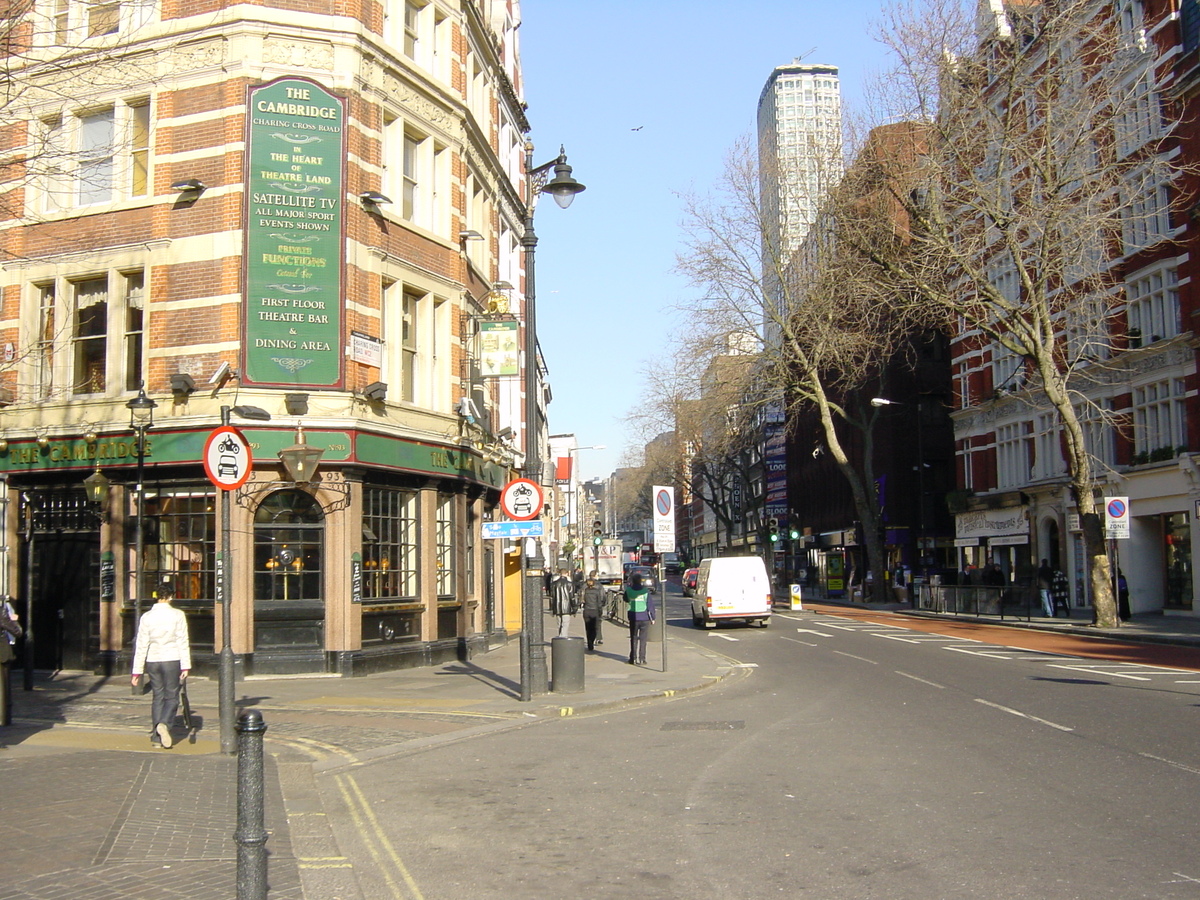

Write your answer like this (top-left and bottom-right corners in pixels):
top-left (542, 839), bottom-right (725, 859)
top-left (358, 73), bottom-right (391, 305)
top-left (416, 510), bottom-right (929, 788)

top-left (130, 585), bottom-right (191, 749)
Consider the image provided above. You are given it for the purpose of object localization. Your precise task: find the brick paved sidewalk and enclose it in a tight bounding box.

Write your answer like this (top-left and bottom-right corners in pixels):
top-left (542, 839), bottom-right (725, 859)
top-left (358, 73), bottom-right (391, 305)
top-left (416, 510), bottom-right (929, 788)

top-left (0, 614), bottom-right (740, 899)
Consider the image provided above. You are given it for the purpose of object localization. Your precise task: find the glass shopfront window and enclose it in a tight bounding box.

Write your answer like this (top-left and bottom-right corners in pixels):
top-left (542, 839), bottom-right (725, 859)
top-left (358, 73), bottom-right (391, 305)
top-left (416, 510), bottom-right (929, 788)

top-left (253, 490), bottom-right (324, 650)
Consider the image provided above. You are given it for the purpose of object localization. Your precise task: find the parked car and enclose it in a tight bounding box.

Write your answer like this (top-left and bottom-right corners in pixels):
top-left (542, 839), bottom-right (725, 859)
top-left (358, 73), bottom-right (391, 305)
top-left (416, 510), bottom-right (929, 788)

top-left (682, 567), bottom-right (699, 597)
top-left (624, 565), bottom-right (658, 593)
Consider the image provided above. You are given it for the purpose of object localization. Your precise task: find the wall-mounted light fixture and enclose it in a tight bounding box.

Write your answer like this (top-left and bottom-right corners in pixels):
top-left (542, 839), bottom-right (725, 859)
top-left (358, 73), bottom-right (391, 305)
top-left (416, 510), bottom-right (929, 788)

top-left (285, 393), bottom-right (309, 416)
top-left (362, 381), bottom-right (388, 402)
top-left (459, 229), bottom-right (484, 242)
top-left (83, 464), bottom-right (111, 506)
top-left (170, 373), bottom-right (196, 396)
top-left (278, 424), bottom-right (324, 484)
top-left (170, 177), bottom-right (206, 193)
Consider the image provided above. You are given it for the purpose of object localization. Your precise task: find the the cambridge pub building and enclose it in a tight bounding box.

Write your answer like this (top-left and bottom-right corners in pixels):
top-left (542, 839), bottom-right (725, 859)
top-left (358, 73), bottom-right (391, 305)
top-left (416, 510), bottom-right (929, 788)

top-left (0, 0), bottom-right (535, 675)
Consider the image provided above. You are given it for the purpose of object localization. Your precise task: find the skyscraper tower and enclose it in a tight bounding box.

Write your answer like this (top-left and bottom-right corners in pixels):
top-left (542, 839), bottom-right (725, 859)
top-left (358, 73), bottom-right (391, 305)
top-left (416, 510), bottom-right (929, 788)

top-left (757, 61), bottom-right (844, 264)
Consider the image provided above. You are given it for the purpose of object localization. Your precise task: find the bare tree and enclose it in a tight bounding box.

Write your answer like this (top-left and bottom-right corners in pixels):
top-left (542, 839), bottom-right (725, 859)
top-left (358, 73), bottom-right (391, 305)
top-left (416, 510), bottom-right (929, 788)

top-left (676, 136), bottom-right (923, 601)
top-left (844, 0), bottom-right (1187, 625)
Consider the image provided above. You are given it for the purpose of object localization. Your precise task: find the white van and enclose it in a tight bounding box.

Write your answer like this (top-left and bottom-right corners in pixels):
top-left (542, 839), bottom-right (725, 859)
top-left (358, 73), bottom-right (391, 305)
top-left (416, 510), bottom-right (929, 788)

top-left (691, 556), bottom-right (773, 628)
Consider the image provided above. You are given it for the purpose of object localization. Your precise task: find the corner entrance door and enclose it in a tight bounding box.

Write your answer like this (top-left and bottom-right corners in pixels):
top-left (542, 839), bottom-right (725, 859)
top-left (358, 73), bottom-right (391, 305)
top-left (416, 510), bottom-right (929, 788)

top-left (253, 490), bottom-right (324, 671)
top-left (21, 490), bottom-right (100, 672)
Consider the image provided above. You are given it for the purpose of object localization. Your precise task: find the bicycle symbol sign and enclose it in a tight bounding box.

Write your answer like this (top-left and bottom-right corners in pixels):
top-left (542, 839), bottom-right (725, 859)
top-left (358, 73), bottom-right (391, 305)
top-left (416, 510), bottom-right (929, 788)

top-left (203, 426), bottom-right (254, 491)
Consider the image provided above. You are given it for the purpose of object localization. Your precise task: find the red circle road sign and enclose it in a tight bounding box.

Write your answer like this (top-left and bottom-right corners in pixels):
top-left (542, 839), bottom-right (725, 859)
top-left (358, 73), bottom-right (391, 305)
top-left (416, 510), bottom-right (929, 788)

top-left (500, 478), bottom-right (543, 521)
top-left (203, 426), bottom-right (254, 491)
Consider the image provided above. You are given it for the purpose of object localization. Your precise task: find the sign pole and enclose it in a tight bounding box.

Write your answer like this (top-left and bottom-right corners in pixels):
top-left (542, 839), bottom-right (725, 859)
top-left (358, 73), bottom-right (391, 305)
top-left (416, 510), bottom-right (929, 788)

top-left (206, 412), bottom-right (255, 755)
top-left (218, 407), bottom-right (236, 755)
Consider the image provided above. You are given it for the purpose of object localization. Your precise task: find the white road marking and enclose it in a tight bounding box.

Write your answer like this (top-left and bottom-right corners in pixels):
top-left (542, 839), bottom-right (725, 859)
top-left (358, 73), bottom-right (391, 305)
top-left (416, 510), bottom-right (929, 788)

top-left (795, 629), bottom-right (833, 637)
top-left (710, 633), bottom-right (739, 641)
top-left (1047, 664), bottom-right (1151, 681)
top-left (730, 663), bottom-right (759, 668)
top-left (945, 646), bottom-right (1016, 659)
top-left (974, 698), bottom-right (1074, 732)
top-left (1138, 753), bottom-right (1200, 777)
top-left (833, 650), bottom-right (878, 665)
top-left (780, 637), bottom-right (818, 647)
top-left (896, 671), bottom-right (947, 689)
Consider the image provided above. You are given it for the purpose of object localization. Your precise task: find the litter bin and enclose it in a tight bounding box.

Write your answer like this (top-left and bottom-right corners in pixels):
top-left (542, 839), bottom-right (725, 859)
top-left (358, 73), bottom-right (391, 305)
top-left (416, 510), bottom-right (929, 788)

top-left (550, 636), bottom-right (585, 693)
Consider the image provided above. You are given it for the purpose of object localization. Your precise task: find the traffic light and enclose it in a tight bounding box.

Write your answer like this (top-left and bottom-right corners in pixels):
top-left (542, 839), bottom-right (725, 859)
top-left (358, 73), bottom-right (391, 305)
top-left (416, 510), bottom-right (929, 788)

top-left (592, 520), bottom-right (603, 546)
top-left (789, 524), bottom-right (800, 540)
top-left (768, 517), bottom-right (780, 543)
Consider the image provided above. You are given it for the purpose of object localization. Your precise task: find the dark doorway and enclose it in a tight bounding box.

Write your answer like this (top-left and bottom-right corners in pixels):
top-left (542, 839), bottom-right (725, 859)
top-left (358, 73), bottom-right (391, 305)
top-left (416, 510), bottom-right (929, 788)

top-left (21, 490), bottom-right (101, 671)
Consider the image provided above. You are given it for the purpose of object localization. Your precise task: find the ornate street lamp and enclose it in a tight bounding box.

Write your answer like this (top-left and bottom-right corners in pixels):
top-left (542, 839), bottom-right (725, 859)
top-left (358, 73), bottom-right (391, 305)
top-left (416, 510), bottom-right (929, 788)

top-left (519, 143), bottom-right (585, 701)
top-left (126, 386), bottom-right (157, 661)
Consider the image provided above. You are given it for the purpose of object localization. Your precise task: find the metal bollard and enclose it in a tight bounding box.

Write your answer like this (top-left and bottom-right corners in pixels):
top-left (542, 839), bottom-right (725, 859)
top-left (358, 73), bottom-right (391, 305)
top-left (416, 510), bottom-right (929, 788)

top-left (550, 636), bottom-right (585, 693)
top-left (235, 709), bottom-right (269, 900)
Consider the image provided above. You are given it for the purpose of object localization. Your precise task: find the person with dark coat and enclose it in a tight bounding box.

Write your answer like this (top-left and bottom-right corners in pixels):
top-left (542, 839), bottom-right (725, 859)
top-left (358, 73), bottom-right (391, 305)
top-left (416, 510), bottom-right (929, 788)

top-left (1038, 559), bottom-right (1055, 617)
top-left (1051, 568), bottom-right (1071, 617)
top-left (624, 574), bottom-right (656, 666)
top-left (1117, 569), bottom-right (1131, 621)
top-left (579, 576), bottom-right (607, 650)
top-left (550, 569), bottom-right (577, 638)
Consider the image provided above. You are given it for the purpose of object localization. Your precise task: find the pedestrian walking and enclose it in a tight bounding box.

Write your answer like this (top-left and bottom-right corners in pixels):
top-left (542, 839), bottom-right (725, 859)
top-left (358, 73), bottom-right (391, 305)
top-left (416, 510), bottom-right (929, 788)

top-left (624, 573), bottom-right (656, 666)
top-left (579, 576), bottom-right (606, 650)
top-left (130, 584), bottom-right (191, 749)
top-left (1051, 568), bottom-right (1071, 617)
top-left (549, 569), bottom-right (577, 638)
top-left (1, 596), bottom-right (21, 733)
top-left (1038, 559), bottom-right (1055, 617)
top-left (1117, 569), bottom-right (1131, 621)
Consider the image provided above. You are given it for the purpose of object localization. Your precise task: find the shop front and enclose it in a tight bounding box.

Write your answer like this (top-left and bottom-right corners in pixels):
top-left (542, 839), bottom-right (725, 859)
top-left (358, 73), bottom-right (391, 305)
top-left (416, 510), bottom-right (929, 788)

top-left (0, 425), bottom-right (509, 677)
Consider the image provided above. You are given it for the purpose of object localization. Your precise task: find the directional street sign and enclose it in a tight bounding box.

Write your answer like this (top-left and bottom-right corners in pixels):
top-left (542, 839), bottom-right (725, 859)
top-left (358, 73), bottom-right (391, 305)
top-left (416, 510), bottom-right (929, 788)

top-left (482, 521), bottom-right (546, 540)
top-left (203, 425), bottom-right (253, 491)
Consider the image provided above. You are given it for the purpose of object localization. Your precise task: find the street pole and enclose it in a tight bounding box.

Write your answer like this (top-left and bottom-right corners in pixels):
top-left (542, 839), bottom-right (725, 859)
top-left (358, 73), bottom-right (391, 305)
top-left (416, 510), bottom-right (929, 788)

top-left (219, 406), bottom-right (236, 754)
top-left (517, 142), bottom-right (584, 701)
top-left (520, 176), bottom-right (548, 700)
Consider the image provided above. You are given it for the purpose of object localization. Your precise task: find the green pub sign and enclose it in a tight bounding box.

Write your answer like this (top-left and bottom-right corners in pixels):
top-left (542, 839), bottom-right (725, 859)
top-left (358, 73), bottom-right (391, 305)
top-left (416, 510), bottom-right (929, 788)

top-left (244, 77), bottom-right (346, 387)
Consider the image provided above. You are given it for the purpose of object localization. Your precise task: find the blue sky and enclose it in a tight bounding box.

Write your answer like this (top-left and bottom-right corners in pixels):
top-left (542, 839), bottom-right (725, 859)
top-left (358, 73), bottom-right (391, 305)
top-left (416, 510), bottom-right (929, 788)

top-left (519, 0), bottom-right (896, 483)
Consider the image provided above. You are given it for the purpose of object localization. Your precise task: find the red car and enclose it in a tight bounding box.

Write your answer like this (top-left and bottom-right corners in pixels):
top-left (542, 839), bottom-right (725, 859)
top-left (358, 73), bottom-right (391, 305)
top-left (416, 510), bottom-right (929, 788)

top-left (682, 567), bottom-right (699, 597)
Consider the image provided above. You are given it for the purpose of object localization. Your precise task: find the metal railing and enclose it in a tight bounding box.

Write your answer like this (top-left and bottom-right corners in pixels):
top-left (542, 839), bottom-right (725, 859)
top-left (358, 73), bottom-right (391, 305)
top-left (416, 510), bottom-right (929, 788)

top-left (916, 583), bottom-right (1039, 621)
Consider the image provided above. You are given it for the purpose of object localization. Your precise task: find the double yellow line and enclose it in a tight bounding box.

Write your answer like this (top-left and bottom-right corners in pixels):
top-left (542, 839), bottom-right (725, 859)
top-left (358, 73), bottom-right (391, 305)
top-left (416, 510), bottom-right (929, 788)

top-left (335, 773), bottom-right (426, 900)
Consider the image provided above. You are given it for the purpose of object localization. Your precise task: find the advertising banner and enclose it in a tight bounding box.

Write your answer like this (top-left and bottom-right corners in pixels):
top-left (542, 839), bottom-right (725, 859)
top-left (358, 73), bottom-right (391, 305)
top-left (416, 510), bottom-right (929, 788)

top-left (244, 77), bottom-right (346, 387)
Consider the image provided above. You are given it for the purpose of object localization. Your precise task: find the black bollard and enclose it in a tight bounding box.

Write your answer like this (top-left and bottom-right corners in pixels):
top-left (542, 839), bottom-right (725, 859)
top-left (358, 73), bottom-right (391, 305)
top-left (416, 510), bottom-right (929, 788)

top-left (235, 709), bottom-right (268, 900)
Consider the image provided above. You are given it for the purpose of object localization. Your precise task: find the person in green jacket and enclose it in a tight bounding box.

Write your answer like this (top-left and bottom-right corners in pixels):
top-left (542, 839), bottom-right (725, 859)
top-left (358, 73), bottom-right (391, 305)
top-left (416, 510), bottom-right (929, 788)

top-left (624, 573), bottom-right (656, 666)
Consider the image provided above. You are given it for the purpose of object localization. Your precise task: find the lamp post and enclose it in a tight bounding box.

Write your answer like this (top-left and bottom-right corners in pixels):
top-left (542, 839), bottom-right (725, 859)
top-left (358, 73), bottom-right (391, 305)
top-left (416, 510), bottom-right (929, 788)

top-left (127, 386), bottom-right (157, 692)
top-left (520, 143), bottom-right (585, 701)
top-left (217, 404), bottom-right (271, 755)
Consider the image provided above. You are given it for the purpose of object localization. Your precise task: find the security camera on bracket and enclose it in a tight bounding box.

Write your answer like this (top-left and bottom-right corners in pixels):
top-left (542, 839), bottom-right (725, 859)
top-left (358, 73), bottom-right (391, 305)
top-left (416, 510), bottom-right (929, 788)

top-left (208, 361), bottom-right (237, 396)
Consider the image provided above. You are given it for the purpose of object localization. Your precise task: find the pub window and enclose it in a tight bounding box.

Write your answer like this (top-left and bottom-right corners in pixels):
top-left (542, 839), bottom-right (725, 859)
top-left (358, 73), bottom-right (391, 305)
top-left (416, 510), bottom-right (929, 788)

top-left (363, 486), bottom-right (418, 601)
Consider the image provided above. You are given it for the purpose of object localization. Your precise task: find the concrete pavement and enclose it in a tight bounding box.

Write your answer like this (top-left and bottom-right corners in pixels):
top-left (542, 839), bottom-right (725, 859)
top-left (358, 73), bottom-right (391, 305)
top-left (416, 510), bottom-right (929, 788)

top-left (3, 600), bottom-right (1199, 899)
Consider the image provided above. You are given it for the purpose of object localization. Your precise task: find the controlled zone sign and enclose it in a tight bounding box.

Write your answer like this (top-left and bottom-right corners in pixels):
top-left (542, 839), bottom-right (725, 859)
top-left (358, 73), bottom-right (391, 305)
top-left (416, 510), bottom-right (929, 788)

top-left (652, 484), bottom-right (675, 553)
top-left (1105, 496), bottom-right (1130, 539)
top-left (203, 426), bottom-right (254, 491)
top-left (499, 478), bottom-right (543, 521)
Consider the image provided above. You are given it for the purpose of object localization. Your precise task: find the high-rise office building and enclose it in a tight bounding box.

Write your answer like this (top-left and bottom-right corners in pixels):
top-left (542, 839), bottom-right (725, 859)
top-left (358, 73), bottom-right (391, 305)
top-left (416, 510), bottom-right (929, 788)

top-left (757, 61), bottom-right (843, 262)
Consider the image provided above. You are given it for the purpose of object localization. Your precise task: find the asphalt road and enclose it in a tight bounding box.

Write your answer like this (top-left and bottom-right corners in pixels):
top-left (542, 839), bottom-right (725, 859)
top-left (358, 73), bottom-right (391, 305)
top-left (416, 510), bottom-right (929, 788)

top-left (327, 586), bottom-right (1200, 900)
